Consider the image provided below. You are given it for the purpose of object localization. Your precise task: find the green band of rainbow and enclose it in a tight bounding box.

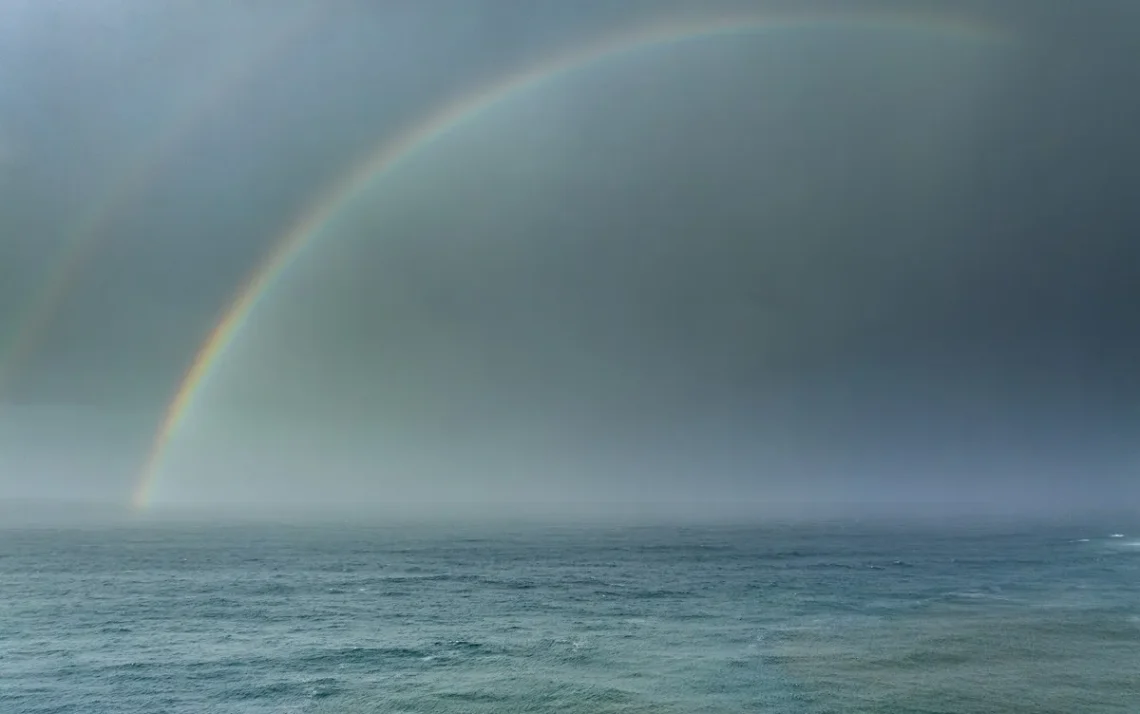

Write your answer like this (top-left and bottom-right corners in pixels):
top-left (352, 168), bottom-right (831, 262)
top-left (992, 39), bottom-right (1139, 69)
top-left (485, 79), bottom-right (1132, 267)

top-left (132, 9), bottom-right (1008, 509)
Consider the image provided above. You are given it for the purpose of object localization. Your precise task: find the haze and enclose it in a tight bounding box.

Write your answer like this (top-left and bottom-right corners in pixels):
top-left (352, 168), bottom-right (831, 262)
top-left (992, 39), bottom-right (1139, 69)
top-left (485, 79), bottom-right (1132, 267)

top-left (1, 1), bottom-right (1137, 522)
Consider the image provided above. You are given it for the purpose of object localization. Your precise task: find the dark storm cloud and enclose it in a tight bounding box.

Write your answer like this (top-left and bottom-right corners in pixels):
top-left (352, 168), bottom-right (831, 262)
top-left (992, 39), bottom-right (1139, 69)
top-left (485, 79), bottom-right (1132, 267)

top-left (1, 1), bottom-right (1137, 514)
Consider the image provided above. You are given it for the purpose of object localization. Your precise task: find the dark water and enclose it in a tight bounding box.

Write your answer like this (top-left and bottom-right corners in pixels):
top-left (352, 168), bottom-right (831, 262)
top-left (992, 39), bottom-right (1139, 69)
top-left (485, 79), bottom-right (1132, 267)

top-left (2, 518), bottom-right (1138, 713)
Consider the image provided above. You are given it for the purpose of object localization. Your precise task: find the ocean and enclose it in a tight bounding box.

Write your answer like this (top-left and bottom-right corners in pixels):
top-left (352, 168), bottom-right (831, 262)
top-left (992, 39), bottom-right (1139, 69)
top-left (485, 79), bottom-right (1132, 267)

top-left (2, 517), bottom-right (1137, 713)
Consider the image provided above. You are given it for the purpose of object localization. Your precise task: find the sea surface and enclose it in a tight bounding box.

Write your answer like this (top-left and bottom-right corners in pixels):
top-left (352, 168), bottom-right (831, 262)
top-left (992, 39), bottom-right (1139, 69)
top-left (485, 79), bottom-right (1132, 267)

top-left (2, 517), bottom-right (1138, 713)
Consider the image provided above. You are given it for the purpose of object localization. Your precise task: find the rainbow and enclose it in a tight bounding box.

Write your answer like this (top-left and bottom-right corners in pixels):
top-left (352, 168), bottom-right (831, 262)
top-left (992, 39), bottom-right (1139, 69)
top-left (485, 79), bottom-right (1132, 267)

top-left (0, 4), bottom-right (326, 398)
top-left (133, 9), bottom-right (1009, 509)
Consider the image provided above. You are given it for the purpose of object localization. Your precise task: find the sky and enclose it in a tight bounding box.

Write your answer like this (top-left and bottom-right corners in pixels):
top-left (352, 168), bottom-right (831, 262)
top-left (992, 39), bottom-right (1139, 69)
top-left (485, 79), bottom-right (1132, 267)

top-left (0, 0), bottom-right (1137, 519)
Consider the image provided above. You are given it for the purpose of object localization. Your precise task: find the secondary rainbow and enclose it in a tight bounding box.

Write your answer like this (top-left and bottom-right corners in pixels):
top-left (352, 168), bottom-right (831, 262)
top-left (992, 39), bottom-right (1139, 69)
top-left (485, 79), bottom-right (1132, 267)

top-left (133, 9), bottom-right (1009, 509)
top-left (0, 4), bottom-right (326, 397)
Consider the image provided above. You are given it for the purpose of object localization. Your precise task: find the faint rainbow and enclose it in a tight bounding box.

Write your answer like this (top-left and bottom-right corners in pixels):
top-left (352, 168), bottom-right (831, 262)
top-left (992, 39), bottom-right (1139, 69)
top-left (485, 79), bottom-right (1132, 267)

top-left (0, 4), bottom-right (327, 398)
top-left (133, 9), bottom-right (1009, 509)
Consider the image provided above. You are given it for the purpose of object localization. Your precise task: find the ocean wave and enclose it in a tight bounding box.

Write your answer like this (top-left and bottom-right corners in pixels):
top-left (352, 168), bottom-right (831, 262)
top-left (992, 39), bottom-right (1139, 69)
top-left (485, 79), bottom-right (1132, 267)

top-left (939, 590), bottom-right (1020, 607)
top-left (592, 587), bottom-right (695, 600)
top-left (225, 679), bottom-right (342, 701)
top-left (297, 646), bottom-right (432, 667)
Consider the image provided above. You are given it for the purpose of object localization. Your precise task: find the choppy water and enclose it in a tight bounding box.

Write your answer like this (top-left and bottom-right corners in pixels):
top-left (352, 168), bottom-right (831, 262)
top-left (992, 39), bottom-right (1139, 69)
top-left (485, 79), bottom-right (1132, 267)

top-left (2, 518), bottom-right (1138, 713)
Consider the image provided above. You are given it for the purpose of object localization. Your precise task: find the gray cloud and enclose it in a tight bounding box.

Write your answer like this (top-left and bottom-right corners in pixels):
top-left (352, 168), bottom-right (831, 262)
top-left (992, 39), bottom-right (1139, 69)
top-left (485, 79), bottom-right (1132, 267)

top-left (1, 1), bottom-right (1137, 518)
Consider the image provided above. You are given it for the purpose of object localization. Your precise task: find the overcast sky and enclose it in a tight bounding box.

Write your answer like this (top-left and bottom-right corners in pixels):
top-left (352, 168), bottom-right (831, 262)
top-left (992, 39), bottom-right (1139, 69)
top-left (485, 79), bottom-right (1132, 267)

top-left (0, 1), bottom-right (1137, 519)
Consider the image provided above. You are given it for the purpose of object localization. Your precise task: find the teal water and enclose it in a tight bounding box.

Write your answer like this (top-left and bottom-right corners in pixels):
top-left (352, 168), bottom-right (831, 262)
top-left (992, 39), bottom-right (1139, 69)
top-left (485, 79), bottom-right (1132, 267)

top-left (2, 519), bottom-right (1137, 713)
